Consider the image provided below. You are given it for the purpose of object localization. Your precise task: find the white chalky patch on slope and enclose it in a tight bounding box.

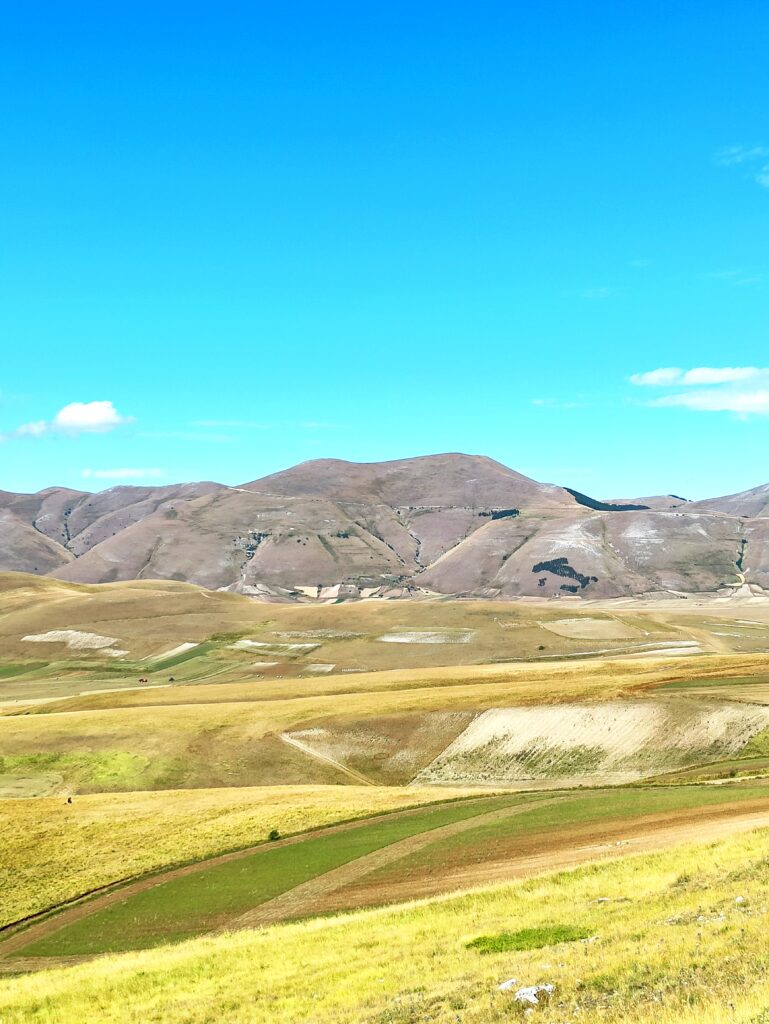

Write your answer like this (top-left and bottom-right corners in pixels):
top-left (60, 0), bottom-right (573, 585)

top-left (621, 519), bottom-right (664, 547)
top-left (545, 521), bottom-right (600, 556)
top-left (151, 642), bottom-right (199, 661)
top-left (230, 640), bottom-right (320, 652)
top-left (415, 699), bottom-right (769, 784)
top-left (377, 629), bottom-right (475, 644)
top-left (21, 629), bottom-right (120, 650)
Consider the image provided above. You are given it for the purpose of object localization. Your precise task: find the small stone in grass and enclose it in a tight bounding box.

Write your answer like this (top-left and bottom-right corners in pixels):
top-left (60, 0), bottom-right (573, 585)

top-left (514, 983), bottom-right (555, 1005)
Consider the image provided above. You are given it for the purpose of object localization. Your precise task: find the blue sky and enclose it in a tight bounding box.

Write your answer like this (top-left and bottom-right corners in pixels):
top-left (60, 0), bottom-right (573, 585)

top-left (2, 2), bottom-right (769, 500)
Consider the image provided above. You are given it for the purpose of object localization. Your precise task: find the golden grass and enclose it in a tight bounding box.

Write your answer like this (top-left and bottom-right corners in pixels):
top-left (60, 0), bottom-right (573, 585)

top-left (0, 785), bottom-right (477, 928)
top-left (4, 653), bottom-right (768, 793)
top-left (3, 827), bottom-right (769, 1022)
top-left (5, 566), bottom-right (769, 692)
top-left (21, 651), bottom-right (769, 715)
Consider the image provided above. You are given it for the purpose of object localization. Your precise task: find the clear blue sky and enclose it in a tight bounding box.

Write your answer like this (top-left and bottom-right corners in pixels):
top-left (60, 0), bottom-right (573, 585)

top-left (2, 1), bottom-right (768, 499)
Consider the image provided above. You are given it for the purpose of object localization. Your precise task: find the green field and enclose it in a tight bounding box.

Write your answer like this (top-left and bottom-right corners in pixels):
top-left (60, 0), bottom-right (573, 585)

top-left (9, 780), bottom-right (769, 960)
top-left (4, 826), bottom-right (769, 1023)
top-left (12, 793), bottom-right (534, 955)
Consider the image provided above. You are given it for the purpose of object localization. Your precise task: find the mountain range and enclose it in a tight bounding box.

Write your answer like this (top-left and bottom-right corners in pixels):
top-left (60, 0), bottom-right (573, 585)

top-left (2, 453), bottom-right (768, 601)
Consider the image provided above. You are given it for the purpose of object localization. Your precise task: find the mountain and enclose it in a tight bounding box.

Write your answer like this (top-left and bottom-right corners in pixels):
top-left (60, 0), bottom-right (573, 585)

top-left (687, 483), bottom-right (769, 518)
top-left (0, 454), bottom-right (766, 600)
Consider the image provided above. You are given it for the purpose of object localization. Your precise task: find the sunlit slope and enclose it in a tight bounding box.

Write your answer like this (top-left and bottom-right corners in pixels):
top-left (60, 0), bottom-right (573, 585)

top-left (4, 654), bottom-right (769, 794)
top-left (4, 828), bottom-right (769, 1022)
top-left (0, 785), bottom-right (478, 929)
top-left (6, 571), bottom-right (769, 709)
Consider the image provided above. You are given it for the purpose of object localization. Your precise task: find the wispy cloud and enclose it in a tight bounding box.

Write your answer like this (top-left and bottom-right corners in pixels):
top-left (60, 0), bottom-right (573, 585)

top-left (580, 287), bottom-right (613, 300)
top-left (191, 418), bottom-right (341, 430)
top-left (705, 269), bottom-right (763, 287)
top-left (82, 467), bottom-right (166, 481)
top-left (1, 401), bottom-right (133, 441)
top-left (715, 145), bottom-right (769, 166)
top-left (630, 366), bottom-right (766, 387)
top-left (629, 367), bottom-right (683, 386)
top-left (192, 419), bottom-right (271, 429)
top-left (630, 366), bottom-right (769, 416)
top-left (531, 398), bottom-right (584, 409)
top-left (139, 430), bottom-right (236, 443)
top-left (652, 390), bottom-right (769, 414)
top-left (715, 145), bottom-right (769, 189)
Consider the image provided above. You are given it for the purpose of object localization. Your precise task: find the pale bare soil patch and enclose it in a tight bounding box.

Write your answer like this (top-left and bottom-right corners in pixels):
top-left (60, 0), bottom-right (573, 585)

top-left (540, 617), bottom-right (645, 640)
top-left (415, 699), bottom-right (769, 785)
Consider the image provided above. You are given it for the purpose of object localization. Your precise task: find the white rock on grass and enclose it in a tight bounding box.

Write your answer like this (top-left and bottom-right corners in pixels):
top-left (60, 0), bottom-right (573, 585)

top-left (513, 984), bottom-right (555, 1006)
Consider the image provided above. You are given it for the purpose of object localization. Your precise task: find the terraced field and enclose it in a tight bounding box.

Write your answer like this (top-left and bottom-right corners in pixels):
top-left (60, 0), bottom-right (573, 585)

top-left (6, 825), bottom-right (769, 1024)
top-left (6, 572), bottom-right (769, 709)
top-left (3, 781), bottom-right (769, 969)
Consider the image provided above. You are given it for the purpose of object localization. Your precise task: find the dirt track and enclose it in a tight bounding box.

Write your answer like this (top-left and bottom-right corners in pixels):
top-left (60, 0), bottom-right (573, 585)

top-left (323, 799), bottom-right (769, 913)
top-left (3, 796), bottom-right (769, 974)
top-left (230, 797), bottom-right (564, 928)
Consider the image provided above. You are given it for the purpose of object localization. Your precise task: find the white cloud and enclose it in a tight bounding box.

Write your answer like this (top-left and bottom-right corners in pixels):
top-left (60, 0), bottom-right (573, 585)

top-left (631, 366), bottom-right (769, 416)
top-left (9, 400), bottom-right (133, 439)
top-left (53, 401), bottom-right (132, 432)
top-left (15, 420), bottom-right (48, 436)
top-left (715, 146), bottom-right (769, 189)
top-left (82, 467), bottom-right (166, 480)
top-left (652, 390), bottom-right (769, 414)
top-left (630, 366), bottom-right (767, 388)
top-left (580, 287), bottom-right (612, 300)
top-left (629, 368), bottom-right (683, 387)
top-left (681, 366), bottom-right (763, 385)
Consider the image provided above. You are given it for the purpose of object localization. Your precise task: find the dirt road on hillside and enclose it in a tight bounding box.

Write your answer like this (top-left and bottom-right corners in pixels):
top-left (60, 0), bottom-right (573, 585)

top-left (3, 796), bottom-right (769, 975)
top-left (322, 800), bottom-right (769, 914)
top-left (230, 797), bottom-right (565, 928)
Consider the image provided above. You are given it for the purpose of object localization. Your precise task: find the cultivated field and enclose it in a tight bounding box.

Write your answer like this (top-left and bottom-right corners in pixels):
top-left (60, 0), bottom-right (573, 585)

top-left (5, 572), bottom-right (769, 709)
top-left (4, 826), bottom-right (769, 1022)
top-left (5, 572), bottom-right (769, 1021)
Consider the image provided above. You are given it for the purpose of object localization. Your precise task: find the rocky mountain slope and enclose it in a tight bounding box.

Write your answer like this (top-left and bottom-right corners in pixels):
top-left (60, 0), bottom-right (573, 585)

top-left (1, 454), bottom-right (767, 600)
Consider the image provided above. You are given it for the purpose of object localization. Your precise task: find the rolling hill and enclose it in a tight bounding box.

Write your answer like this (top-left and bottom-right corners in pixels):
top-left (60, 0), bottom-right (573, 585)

top-left (1, 453), bottom-right (769, 599)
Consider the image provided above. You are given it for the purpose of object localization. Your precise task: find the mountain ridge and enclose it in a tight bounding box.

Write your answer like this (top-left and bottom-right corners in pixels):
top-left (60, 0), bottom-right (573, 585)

top-left (2, 454), bottom-right (768, 601)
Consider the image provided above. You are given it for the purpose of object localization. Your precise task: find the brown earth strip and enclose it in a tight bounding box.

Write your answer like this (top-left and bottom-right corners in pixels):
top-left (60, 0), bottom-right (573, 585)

top-left (228, 797), bottom-right (565, 929)
top-left (4, 800), bottom-right (769, 976)
top-left (322, 800), bottom-right (769, 914)
top-left (0, 794), bottom-right (505, 961)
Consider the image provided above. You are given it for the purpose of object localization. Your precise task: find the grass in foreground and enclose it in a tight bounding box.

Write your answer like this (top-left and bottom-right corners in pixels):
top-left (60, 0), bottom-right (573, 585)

top-left (4, 828), bottom-right (769, 1022)
top-left (0, 785), bottom-right (480, 929)
top-left (13, 781), bottom-right (769, 957)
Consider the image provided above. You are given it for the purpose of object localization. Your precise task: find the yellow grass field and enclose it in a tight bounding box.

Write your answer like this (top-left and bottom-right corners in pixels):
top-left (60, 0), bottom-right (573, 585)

top-left (3, 826), bottom-right (769, 1023)
top-left (25, 651), bottom-right (769, 715)
top-left (0, 785), bottom-right (477, 929)
top-left (3, 653), bottom-right (768, 794)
